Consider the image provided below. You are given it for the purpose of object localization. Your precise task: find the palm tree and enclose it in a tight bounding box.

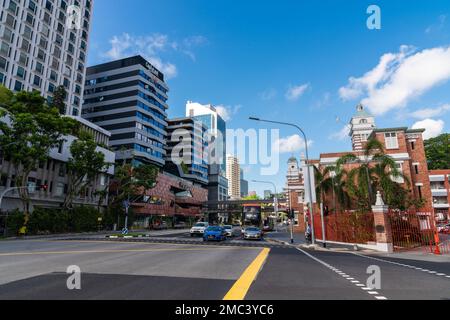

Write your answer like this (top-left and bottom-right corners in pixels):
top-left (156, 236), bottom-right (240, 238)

top-left (314, 164), bottom-right (350, 213)
top-left (336, 138), bottom-right (404, 211)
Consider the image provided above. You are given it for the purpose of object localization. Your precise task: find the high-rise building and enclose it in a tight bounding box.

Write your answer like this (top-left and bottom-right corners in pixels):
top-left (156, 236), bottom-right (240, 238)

top-left (226, 155), bottom-right (240, 199)
top-left (186, 101), bottom-right (228, 201)
top-left (82, 55), bottom-right (169, 167)
top-left (349, 104), bottom-right (377, 151)
top-left (0, 0), bottom-right (117, 212)
top-left (0, 0), bottom-right (94, 116)
top-left (240, 168), bottom-right (248, 198)
top-left (165, 117), bottom-right (209, 186)
top-left (82, 56), bottom-right (208, 227)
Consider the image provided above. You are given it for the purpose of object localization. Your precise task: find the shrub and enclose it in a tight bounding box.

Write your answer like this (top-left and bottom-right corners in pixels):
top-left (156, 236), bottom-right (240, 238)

top-left (69, 206), bottom-right (101, 232)
top-left (5, 210), bottom-right (25, 236)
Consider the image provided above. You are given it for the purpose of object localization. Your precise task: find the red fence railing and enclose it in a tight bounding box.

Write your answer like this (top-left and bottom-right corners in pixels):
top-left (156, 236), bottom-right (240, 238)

top-left (313, 212), bottom-right (376, 244)
top-left (387, 210), bottom-right (437, 252)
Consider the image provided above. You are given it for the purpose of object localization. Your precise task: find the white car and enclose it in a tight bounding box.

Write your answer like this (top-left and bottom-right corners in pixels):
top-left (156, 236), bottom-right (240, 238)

top-left (190, 222), bottom-right (209, 237)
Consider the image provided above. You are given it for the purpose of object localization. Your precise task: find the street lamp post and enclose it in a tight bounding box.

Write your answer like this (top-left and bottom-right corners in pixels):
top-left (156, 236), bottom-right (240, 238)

top-left (252, 180), bottom-right (278, 232)
top-left (249, 117), bottom-right (316, 245)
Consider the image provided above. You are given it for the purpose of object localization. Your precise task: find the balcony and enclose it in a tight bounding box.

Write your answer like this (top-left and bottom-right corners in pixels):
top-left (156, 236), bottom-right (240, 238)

top-left (431, 189), bottom-right (449, 197)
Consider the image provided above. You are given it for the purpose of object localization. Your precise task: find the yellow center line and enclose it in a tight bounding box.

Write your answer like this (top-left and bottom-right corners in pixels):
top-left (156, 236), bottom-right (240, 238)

top-left (223, 248), bottom-right (270, 301)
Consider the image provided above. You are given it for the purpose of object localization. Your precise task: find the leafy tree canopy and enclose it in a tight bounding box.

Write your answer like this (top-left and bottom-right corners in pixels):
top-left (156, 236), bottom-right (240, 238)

top-left (424, 133), bottom-right (450, 170)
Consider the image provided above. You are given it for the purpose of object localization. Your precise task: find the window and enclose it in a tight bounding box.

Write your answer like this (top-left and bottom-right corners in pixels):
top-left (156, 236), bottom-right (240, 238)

top-left (414, 165), bottom-right (419, 175)
top-left (33, 75), bottom-right (41, 86)
top-left (411, 141), bottom-right (415, 150)
top-left (48, 82), bottom-right (55, 93)
top-left (0, 42), bottom-right (10, 56)
top-left (55, 182), bottom-right (64, 196)
top-left (385, 132), bottom-right (399, 149)
top-left (0, 57), bottom-right (6, 70)
top-left (418, 186), bottom-right (423, 200)
top-left (16, 66), bottom-right (25, 78)
top-left (14, 80), bottom-right (23, 91)
top-left (35, 61), bottom-right (44, 74)
top-left (50, 70), bottom-right (58, 81)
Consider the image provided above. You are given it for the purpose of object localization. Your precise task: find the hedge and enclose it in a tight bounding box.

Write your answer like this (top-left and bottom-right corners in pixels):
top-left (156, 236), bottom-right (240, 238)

top-left (5, 206), bottom-right (103, 236)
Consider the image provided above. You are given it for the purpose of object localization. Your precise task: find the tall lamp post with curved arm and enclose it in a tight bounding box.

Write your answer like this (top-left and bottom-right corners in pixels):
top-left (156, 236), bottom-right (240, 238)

top-left (249, 117), bottom-right (316, 245)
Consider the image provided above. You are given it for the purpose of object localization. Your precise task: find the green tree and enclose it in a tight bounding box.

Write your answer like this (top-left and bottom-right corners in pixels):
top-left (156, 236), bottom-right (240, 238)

top-left (314, 164), bottom-right (350, 213)
top-left (109, 162), bottom-right (159, 228)
top-left (337, 138), bottom-right (404, 211)
top-left (242, 194), bottom-right (261, 200)
top-left (63, 131), bottom-right (110, 210)
top-left (424, 133), bottom-right (450, 170)
top-left (52, 85), bottom-right (67, 115)
top-left (0, 86), bottom-right (77, 221)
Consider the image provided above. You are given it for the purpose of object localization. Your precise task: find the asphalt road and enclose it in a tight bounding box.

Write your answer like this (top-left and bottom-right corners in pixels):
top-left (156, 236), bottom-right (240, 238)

top-left (0, 234), bottom-right (449, 300)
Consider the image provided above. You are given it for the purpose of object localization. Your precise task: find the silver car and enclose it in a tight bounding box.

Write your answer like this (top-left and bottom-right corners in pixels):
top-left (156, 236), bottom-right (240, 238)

top-left (243, 227), bottom-right (263, 241)
top-left (223, 225), bottom-right (242, 237)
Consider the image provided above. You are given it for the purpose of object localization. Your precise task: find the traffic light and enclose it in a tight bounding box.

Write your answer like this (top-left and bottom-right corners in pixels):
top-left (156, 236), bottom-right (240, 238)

top-left (288, 209), bottom-right (295, 219)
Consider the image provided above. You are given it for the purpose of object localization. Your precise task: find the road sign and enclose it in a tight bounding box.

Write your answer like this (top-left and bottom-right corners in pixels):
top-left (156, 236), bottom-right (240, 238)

top-left (123, 200), bottom-right (130, 209)
top-left (121, 228), bottom-right (128, 235)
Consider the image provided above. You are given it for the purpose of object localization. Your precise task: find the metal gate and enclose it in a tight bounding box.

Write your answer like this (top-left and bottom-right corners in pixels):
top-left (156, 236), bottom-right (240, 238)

top-left (387, 210), bottom-right (449, 254)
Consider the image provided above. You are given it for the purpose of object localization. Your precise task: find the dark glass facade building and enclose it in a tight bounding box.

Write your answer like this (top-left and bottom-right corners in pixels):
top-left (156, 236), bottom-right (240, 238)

top-left (82, 55), bottom-right (169, 167)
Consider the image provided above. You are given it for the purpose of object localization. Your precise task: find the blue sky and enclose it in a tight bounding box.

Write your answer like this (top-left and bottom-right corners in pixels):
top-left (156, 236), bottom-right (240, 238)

top-left (87, 0), bottom-right (450, 196)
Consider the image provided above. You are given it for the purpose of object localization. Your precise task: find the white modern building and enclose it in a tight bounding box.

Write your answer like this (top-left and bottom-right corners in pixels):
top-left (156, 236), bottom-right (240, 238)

top-left (186, 101), bottom-right (228, 201)
top-left (0, 0), bottom-right (93, 116)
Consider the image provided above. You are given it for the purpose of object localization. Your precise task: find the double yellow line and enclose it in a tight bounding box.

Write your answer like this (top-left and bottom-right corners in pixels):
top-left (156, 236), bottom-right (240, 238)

top-left (223, 248), bottom-right (270, 300)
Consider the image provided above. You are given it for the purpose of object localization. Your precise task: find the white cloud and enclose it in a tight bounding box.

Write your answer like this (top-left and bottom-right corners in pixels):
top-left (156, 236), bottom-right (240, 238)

top-left (285, 84), bottom-right (310, 101)
top-left (102, 33), bottom-right (206, 79)
top-left (339, 45), bottom-right (450, 115)
top-left (259, 88), bottom-right (277, 101)
top-left (214, 104), bottom-right (242, 122)
top-left (412, 118), bottom-right (445, 139)
top-left (409, 104), bottom-right (450, 119)
top-left (425, 15), bottom-right (447, 34)
top-left (273, 134), bottom-right (313, 154)
top-left (329, 126), bottom-right (351, 141)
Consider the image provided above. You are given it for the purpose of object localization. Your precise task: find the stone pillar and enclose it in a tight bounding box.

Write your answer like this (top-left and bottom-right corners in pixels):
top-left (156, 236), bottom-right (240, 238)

top-left (371, 192), bottom-right (393, 253)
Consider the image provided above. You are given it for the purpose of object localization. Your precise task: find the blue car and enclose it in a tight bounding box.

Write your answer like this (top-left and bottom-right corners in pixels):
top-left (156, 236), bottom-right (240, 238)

top-left (203, 226), bottom-right (227, 242)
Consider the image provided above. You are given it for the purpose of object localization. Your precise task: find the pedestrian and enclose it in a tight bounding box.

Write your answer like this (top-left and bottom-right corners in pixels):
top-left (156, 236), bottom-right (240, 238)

top-left (305, 224), bottom-right (312, 244)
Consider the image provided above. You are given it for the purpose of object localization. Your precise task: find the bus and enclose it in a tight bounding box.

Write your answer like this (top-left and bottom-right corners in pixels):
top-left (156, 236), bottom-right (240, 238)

top-left (242, 204), bottom-right (262, 228)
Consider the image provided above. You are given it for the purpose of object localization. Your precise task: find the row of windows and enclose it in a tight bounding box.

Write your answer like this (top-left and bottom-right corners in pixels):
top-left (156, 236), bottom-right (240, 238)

top-left (138, 70), bottom-right (168, 95)
top-left (134, 144), bottom-right (164, 160)
top-left (135, 132), bottom-right (164, 149)
top-left (135, 121), bottom-right (165, 140)
top-left (136, 111), bottom-right (166, 131)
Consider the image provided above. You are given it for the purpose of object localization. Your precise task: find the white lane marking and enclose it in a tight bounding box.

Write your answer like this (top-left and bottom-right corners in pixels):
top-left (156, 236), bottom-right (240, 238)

top-left (351, 252), bottom-right (450, 280)
top-left (295, 248), bottom-right (389, 300)
top-left (368, 291), bottom-right (379, 295)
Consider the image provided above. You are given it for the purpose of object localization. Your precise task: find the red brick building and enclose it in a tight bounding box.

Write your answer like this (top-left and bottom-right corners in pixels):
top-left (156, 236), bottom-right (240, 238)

top-left (429, 170), bottom-right (450, 223)
top-left (132, 172), bottom-right (208, 228)
top-left (319, 105), bottom-right (433, 213)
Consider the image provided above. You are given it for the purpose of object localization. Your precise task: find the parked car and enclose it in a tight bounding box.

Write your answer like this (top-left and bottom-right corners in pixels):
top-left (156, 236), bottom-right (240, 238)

top-left (437, 224), bottom-right (450, 233)
top-left (152, 221), bottom-right (168, 230)
top-left (190, 222), bottom-right (209, 237)
top-left (243, 227), bottom-right (263, 241)
top-left (174, 221), bottom-right (187, 229)
top-left (203, 226), bottom-right (227, 242)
